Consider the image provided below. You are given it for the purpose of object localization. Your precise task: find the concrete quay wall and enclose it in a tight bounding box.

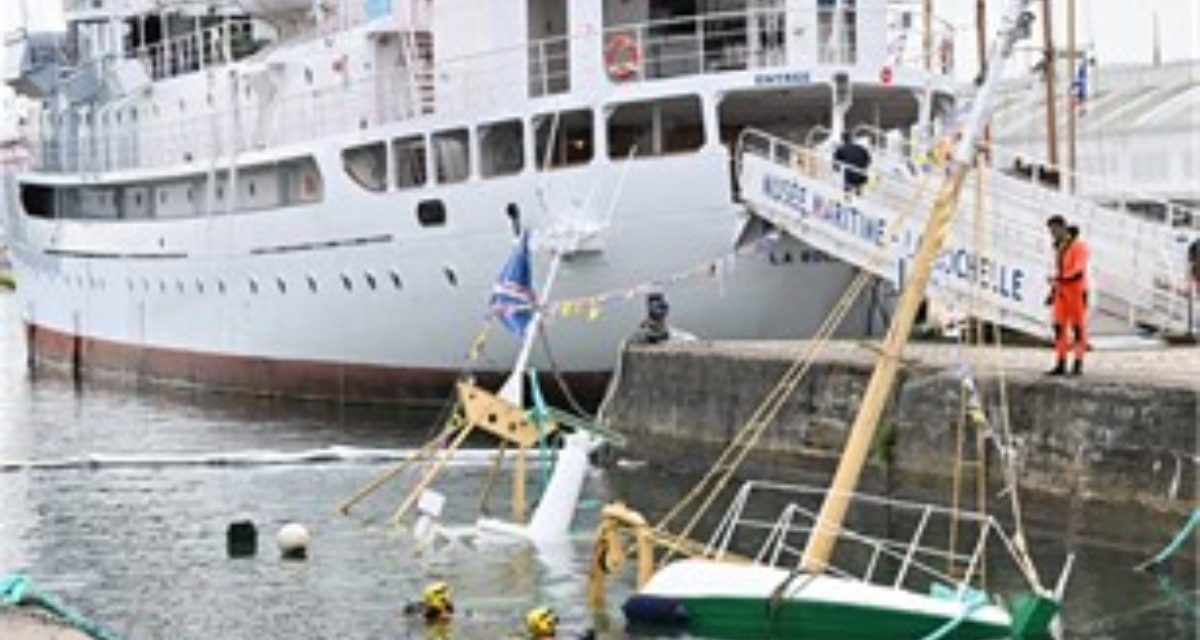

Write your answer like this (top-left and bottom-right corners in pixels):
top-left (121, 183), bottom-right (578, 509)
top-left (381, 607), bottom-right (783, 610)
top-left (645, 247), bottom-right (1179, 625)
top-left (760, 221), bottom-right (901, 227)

top-left (607, 341), bottom-right (1199, 508)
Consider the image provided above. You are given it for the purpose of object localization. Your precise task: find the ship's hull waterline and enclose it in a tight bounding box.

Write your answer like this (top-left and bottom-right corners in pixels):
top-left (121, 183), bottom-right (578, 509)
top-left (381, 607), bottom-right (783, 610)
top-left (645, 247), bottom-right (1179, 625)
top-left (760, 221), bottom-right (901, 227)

top-left (8, 154), bottom-right (871, 402)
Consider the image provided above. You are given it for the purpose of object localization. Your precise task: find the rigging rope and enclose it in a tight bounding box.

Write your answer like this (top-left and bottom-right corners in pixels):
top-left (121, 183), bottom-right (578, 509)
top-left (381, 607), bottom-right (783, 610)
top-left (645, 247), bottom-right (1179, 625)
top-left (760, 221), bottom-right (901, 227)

top-left (654, 156), bottom-right (938, 561)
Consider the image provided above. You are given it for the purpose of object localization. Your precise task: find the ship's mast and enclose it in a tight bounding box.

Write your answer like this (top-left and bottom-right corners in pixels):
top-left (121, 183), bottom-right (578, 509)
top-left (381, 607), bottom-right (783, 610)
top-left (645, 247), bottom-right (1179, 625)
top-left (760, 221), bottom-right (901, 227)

top-left (801, 0), bottom-right (1036, 573)
top-left (1040, 0), bottom-right (1059, 172)
top-left (1066, 0), bottom-right (1076, 192)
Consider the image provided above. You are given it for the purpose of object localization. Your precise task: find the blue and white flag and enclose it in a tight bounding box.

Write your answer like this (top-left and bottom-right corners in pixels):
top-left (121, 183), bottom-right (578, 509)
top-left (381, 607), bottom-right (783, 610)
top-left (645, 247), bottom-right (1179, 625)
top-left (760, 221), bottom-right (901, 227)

top-left (1070, 59), bottom-right (1088, 112)
top-left (489, 232), bottom-right (536, 337)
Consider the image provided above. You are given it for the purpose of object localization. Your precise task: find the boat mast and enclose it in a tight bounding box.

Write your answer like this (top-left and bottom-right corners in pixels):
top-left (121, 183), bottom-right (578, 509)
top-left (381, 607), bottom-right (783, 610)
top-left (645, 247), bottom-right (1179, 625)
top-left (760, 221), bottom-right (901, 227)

top-left (1040, 0), bottom-right (1059, 173)
top-left (1066, 0), bottom-right (1076, 192)
top-left (801, 0), bottom-right (1036, 573)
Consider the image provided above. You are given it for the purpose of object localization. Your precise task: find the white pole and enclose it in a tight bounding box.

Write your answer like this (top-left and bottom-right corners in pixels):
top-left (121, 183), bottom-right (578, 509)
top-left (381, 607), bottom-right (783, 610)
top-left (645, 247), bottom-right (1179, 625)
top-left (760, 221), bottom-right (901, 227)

top-left (498, 251), bottom-right (563, 407)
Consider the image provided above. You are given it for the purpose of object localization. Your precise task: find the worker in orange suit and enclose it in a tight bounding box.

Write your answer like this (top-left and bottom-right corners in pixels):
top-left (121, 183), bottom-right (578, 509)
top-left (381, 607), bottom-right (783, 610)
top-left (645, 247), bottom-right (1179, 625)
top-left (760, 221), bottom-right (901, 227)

top-left (1045, 216), bottom-right (1089, 375)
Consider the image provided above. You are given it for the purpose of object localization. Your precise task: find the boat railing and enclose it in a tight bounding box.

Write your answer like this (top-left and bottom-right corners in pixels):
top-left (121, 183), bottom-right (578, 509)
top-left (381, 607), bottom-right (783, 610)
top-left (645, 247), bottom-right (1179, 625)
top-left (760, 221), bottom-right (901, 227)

top-left (736, 126), bottom-right (1197, 336)
top-left (707, 480), bottom-right (1022, 595)
top-left (842, 122), bottom-right (1200, 232)
top-left (27, 3), bottom-right (959, 176)
top-left (599, 5), bottom-right (955, 84)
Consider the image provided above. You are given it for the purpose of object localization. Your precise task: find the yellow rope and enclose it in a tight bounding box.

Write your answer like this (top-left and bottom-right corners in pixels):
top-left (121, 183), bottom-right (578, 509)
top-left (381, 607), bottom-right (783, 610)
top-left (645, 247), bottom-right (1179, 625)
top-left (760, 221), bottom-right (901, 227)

top-left (655, 161), bottom-right (937, 561)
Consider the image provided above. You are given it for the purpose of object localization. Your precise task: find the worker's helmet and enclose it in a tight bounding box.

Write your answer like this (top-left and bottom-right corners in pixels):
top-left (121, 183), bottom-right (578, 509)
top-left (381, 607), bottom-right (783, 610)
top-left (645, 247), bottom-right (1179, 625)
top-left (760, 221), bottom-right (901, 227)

top-left (525, 606), bottom-right (559, 637)
top-left (423, 582), bottom-right (452, 613)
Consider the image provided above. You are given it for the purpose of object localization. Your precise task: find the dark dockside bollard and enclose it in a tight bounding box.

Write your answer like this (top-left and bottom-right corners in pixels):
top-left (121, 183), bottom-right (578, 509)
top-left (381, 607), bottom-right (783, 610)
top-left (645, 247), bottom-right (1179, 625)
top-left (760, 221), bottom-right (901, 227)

top-left (226, 520), bottom-right (257, 558)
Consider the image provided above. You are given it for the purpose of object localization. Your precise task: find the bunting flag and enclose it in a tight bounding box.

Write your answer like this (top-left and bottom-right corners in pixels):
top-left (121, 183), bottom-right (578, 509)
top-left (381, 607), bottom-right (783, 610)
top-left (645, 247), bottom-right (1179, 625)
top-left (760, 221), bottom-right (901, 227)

top-left (489, 232), bottom-right (536, 337)
top-left (1069, 58), bottom-right (1089, 115)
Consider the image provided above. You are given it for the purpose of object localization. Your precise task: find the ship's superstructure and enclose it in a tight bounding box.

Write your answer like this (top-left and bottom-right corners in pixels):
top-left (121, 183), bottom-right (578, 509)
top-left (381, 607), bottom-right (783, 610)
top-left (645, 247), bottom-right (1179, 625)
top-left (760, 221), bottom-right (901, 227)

top-left (2, 0), bottom-right (957, 400)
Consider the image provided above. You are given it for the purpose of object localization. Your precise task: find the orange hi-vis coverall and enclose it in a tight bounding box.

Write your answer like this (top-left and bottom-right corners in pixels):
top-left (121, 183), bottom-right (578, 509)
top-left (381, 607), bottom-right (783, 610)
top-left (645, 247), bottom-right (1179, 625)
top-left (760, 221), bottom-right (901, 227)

top-left (1052, 237), bottom-right (1089, 360)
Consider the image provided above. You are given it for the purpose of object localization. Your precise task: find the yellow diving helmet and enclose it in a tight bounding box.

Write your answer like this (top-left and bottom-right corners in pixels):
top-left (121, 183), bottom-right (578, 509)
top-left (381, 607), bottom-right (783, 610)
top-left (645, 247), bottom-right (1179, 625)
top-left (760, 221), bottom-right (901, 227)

top-left (422, 581), bottom-right (452, 614)
top-left (525, 606), bottom-right (558, 637)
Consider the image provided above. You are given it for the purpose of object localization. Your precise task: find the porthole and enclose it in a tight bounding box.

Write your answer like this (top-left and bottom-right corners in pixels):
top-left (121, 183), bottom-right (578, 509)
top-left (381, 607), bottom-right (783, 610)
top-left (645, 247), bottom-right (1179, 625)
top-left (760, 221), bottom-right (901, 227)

top-left (196, 279), bottom-right (204, 294)
top-left (159, 279), bottom-right (167, 293)
top-left (176, 279), bottom-right (184, 294)
top-left (306, 275), bottom-right (318, 292)
top-left (364, 272), bottom-right (377, 290)
top-left (141, 278), bottom-right (150, 291)
top-left (389, 269), bottom-right (403, 290)
top-left (341, 273), bottom-right (353, 292)
top-left (217, 280), bottom-right (227, 295)
top-left (276, 277), bottom-right (287, 294)
top-left (417, 199), bottom-right (446, 227)
top-left (443, 267), bottom-right (457, 287)
top-left (249, 279), bottom-right (259, 294)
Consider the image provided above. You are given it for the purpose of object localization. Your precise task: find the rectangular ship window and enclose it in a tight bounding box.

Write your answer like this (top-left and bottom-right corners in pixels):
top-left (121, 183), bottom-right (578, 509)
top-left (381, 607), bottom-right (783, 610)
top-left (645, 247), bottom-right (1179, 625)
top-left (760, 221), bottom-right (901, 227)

top-left (433, 129), bottom-right (471, 184)
top-left (533, 109), bottom-right (593, 170)
top-left (394, 135), bottom-right (428, 189)
top-left (478, 119), bottom-right (525, 178)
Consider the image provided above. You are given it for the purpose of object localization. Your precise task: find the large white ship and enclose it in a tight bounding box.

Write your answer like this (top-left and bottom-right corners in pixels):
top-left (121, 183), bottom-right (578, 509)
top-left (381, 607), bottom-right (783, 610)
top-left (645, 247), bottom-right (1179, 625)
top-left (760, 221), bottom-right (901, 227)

top-left (2, 0), bottom-right (955, 401)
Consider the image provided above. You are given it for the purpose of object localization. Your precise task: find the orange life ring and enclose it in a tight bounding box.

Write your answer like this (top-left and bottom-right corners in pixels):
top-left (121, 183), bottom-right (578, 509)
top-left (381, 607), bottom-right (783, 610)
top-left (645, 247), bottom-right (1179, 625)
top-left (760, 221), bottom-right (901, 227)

top-left (604, 34), bottom-right (641, 81)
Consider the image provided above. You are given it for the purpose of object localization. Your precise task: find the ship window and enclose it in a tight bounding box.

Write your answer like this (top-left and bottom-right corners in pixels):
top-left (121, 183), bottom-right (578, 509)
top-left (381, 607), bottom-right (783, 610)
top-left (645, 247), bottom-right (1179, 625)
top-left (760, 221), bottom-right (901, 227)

top-left (534, 109), bottom-right (593, 169)
top-left (394, 136), bottom-right (428, 189)
top-left (249, 279), bottom-right (259, 294)
top-left (389, 269), bottom-right (403, 290)
top-left (343, 142), bottom-right (388, 192)
top-left (444, 266), bottom-right (458, 287)
top-left (364, 272), bottom-right (377, 290)
top-left (19, 184), bottom-right (56, 218)
top-left (307, 275), bottom-right (318, 292)
top-left (417, 200), bottom-right (446, 227)
top-left (608, 95), bottom-right (705, 158)
top-left (159, 280), bottom-right (167, 293)
top-left (176, 280), bottom-right (185, 294)
top-left (218, 280), bottom-right (227, 294)
top-left (276, 277), bottom-right (287, 293)
top-left (282, 157), bottom-right (322, 203)
top-left (478, 119), bottom-right (525, 178)
top-left (433, 129), bottom-right (471, 184)
top-left (341, 273), bottom-right (354, 291)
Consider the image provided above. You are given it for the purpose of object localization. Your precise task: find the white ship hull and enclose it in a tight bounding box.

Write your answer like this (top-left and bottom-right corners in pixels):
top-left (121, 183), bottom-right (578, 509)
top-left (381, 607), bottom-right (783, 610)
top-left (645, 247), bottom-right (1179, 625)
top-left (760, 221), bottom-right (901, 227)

top-left (6, 150), bottom-right (868, 400)
top-left (3, 1), bottom-right (950, 400)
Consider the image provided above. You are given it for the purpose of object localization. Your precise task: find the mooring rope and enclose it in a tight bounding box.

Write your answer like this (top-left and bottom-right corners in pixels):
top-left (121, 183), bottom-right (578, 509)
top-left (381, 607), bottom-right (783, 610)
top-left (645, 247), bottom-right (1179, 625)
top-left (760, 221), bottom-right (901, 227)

top-left (1, 572), bottom-right (125, 640)
top-left (655, 159), bottom-right (937, 562)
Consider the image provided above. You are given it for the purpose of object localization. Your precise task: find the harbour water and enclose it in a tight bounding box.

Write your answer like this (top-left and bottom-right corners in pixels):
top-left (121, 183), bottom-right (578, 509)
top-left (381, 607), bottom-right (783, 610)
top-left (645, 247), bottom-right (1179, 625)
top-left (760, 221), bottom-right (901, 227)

top-left (0, 292), bottom-right (1195, 640)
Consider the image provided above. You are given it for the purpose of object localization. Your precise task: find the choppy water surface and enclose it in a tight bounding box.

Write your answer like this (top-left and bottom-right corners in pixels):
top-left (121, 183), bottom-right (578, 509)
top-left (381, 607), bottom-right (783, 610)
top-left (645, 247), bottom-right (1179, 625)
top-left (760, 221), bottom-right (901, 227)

top-left (0, 293), bottom-right (1195, 639)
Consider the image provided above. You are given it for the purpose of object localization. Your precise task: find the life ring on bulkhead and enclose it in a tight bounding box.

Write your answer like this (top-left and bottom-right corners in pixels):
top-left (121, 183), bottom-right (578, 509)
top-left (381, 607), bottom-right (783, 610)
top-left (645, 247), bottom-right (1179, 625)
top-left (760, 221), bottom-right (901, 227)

top-left (605, 33), bottom-right (641, 82)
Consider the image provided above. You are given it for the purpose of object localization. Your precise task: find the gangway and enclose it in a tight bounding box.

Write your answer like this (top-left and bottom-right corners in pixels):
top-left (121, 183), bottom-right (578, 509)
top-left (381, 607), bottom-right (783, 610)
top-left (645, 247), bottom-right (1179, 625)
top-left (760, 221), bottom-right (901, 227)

top-left (735, 128), bottom-right (1198, 340)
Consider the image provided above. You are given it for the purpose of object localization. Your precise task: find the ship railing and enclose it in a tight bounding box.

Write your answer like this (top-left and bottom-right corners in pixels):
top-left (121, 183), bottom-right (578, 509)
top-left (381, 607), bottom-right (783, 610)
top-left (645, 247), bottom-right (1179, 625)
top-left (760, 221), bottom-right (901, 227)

top-left (599, 5), bottom-right (955, 84)
top-left (836, 123), bottom-right (1200, 331)
top-left (841, 123), bottom-right (1200, 232)
top-left (132, 19), bottom-right (263, 82)
top-left (528, 36), bottom-right (572, 98)
top-left (706, 480), bottom-right (1029, 596)
top-left (737, 126), bottom-right (1196, 337)
top-left (27, 3), bottom-right (959, 175)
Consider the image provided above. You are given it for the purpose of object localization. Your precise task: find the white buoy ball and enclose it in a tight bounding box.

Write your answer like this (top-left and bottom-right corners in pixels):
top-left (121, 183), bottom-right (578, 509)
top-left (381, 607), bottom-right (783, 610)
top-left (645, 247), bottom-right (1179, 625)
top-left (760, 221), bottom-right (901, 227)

top-left (276, 522), bottom-right (310, 560)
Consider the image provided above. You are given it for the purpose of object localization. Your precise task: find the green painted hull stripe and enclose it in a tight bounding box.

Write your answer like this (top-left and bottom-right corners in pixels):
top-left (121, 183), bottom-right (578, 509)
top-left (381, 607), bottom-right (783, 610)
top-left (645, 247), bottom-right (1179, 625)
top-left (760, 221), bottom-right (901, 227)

top-left (670, 595), bottom-right (1010, 640)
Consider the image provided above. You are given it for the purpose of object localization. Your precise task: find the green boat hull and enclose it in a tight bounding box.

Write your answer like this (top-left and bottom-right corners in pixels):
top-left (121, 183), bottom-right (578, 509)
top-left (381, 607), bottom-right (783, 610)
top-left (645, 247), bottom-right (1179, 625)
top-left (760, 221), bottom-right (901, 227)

top-left (667, 595), bottom-right (1011, 640)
